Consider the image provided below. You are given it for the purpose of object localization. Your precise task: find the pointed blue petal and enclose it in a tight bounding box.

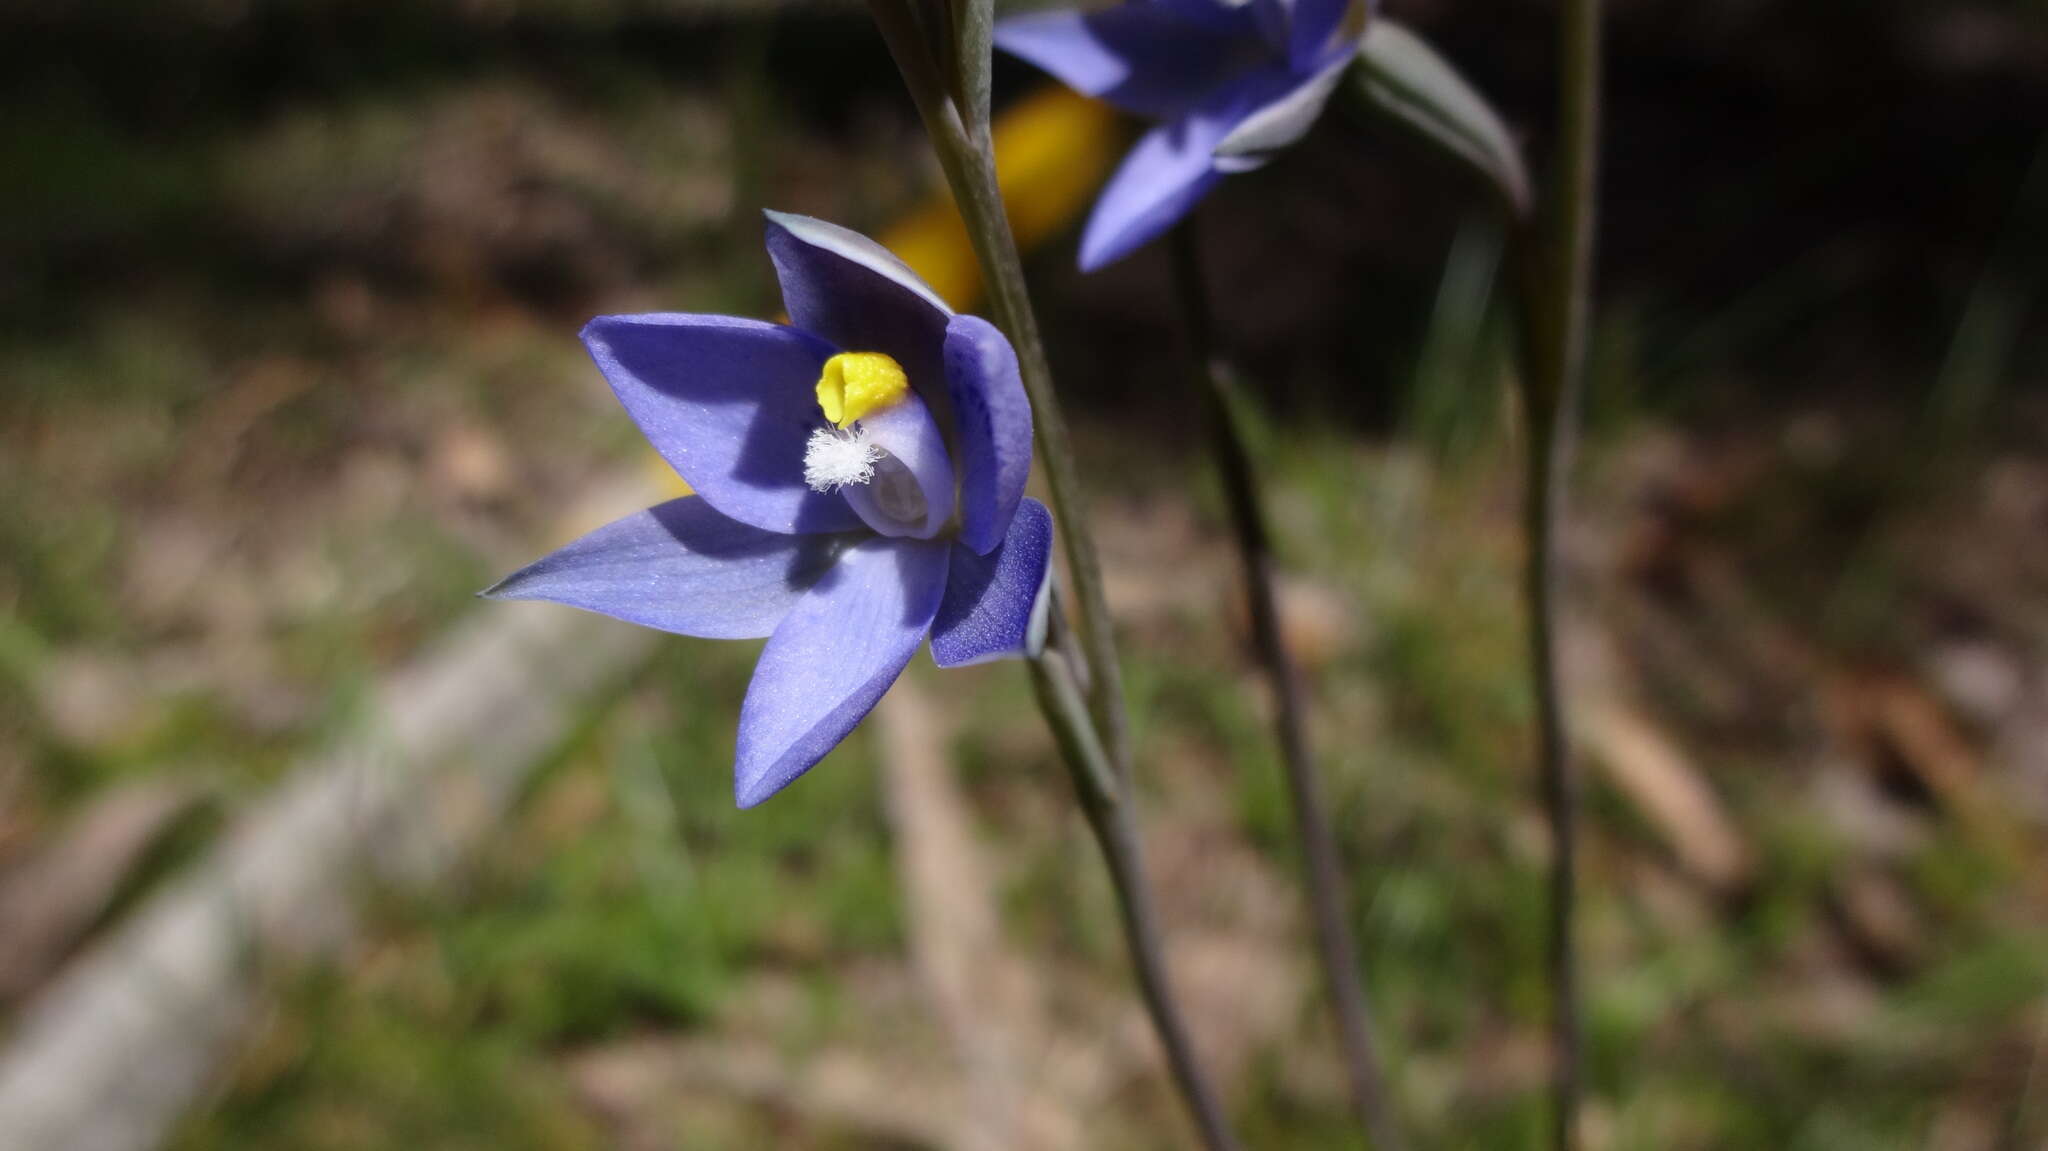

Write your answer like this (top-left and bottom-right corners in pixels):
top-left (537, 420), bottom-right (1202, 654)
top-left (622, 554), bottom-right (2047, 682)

top-left (734, 536), bottom-right (950, 807)
top-left (582, 314), bottom-right (860, 536)
top-left (1211, 52), bottom-right (1354, 172)
top-left (1079, 114), bottom-right (1228, 271)
top-left (763, 211), bottom-right (952, 412)
top-left (931, 499), bottom-right (1054, 668)
top-left (483, 497), bottom-right (853, 639)
top-left (994, 4), bottom-right (1262, 121)
top-left (1078, 61), bottom-right (1323, 269)
top-left (943, 314), bottom-right (1033, 555)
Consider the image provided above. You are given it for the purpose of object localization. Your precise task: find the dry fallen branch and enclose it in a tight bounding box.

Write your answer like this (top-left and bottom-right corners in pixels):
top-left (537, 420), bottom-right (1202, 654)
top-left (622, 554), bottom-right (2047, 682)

top-left (1568, 622), bottom-right (1754, 896)
top-left (877, 677), bottom-right (1051, 1151)
top-left (0, 483), bottom-right (660, 1151)
top-left (0, 780), bottom-right (207, 1004)
top-left (1830, 672), bottom-right (2038, 881)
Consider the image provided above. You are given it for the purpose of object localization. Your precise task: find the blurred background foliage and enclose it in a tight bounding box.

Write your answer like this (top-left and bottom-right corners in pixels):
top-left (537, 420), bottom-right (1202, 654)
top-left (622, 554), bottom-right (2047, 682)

top-left (3, 0), bottom-right (2048, 1148)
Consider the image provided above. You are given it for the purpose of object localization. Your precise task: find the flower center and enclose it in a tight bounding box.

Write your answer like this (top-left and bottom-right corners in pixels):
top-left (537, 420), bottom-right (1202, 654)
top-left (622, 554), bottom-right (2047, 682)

top-left (801, 349), bottom-right (951, 538)
top-left (802, 351), bottom-right (921, 502)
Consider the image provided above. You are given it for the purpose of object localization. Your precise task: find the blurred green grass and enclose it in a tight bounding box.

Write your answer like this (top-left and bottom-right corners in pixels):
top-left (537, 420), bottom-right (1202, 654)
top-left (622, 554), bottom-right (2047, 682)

top-left (144, 415), bottom-right (2045, 1148)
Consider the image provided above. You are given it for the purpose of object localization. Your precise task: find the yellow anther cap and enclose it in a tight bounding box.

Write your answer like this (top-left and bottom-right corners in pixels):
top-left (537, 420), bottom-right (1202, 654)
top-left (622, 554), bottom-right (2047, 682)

top-left (815, 352), bottom-right (910, 428)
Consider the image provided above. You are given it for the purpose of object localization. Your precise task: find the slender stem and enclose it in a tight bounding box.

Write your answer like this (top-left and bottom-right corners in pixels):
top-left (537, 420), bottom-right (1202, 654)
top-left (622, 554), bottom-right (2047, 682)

top-left (1169, 224), bottom-right (1405, 1151)
top-left (1523, 296), bottom-right (1583, 1151)
top-left (868, 0), bottom-right (1131, 774)
top-left (934, 104), bottom-right (1134, 776)
top-left (1510, 0), bottom-right (1602, 1147)
top-left (1031, 619), bottom-right (1118, 810)
top-left (1030, 641), bottom-right (1243, 1151)
top-left (866, 6), bottom-right (1236, 1145)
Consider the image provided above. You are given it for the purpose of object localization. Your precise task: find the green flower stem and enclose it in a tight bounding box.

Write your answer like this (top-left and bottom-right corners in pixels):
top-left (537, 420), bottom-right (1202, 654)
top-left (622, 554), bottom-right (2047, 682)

top-left (936, 110), bottom-right (1134, 777)
top-left (1030, 605), bottom-right (1118, 809)
top-left (866, 4), bottom-right (1239, 1147)
top-left (867, 0), bottom-right (1131, 776)
top-left (1509, 0), bottom-right (1603, 1146)
top-left (1029, 638), bottom-right (1242, 1151)
top-left (1169, 222), bottom-right (1405, 1151)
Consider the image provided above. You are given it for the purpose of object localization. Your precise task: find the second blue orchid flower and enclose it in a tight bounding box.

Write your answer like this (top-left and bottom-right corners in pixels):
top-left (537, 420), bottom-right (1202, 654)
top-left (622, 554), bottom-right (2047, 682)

top-left (488, 213), bottom-right (1052, 808)
top-left (998, 0), bottom-right (1369, 271)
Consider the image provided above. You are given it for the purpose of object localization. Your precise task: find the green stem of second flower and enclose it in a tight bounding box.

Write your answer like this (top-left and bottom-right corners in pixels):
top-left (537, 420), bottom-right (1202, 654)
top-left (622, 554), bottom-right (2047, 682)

top-left (1169, 223), bottom-right (1405, 1151)
top-left (1509, 0), bottom-right (1603, 1146)
top-left (1515, 266), bottom-right (1583, 1151)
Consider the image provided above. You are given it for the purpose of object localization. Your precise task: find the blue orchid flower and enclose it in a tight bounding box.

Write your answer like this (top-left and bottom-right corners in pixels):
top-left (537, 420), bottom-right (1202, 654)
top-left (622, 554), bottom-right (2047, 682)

top-left (997, 0), bottom-right (1368, 271)
top-left (487, 213), bottom-right (1052, 808)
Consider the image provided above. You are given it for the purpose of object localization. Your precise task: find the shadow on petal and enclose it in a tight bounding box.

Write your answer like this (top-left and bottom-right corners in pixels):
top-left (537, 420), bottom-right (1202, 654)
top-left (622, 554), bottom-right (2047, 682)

top-left (584, 314), bottom-right (862, 535)
top-left (483, 496), bottom-right (863, 639)
top-left (931, 499), bottom-right (1054, 667)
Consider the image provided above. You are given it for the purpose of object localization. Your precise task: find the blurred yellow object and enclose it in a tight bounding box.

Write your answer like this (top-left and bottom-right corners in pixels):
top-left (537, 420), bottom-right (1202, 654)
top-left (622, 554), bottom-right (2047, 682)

top-left (633, 85), bottom-right (1118, 512)
top-left (883, 86), bottom-right (1121, 309)
top-left (644, 452), bottom-right (693, 498)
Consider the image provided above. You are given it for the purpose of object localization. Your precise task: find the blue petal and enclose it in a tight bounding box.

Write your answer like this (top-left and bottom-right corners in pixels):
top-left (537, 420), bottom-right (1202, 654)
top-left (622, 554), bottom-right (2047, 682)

top-left (763, 211), bottom-right (953, 414)
top-left (583, 314), bottom-right (861, 536)
top-left (1150, 0), bottom-right (1263, 36)
top-left (482, 496), bottom-right (853, 639)
top-left (1079, 113), bottom-right (1229, 271)
top-left (944, 315), bottom-right (1033, 555)
top-left (734, 536), bottom-right (950, 807)
top-left (931, 499), bottom-right (1054, 668)
top-left (1211, 51), bottom-right (1355, 172)
top-left (843, 391), bottom-right (957, 540)
top-left (1249, 0), bottom-right (1291, 53)
top-left (994, 4), bottom-right (1265, 121)
top-left (1284, 0), bottom-right (1360, 71)
top-left (1078, 61), bottom-right (1323, 269)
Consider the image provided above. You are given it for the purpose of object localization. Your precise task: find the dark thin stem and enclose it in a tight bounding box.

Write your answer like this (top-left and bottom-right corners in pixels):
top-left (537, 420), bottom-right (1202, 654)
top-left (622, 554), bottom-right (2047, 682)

top-left (1523, 305), bottom-right (1583, 1151)
top-left (1169, 224), bottom-right (1405, 1151)
top-left (1030, 641), bottom-right (1243, 1151)
top-left (1509, 0), bottom-right (1602, 1147)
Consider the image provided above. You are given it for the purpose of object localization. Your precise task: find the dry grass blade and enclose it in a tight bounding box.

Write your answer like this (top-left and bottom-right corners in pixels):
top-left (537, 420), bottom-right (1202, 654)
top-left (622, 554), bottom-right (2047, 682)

top-left (0, 481), bottom-right (663, 1151)
top-left (566, 1035), bottom-right (960, 1150)
top-left (1580, 700), bottom-right (1753, 895)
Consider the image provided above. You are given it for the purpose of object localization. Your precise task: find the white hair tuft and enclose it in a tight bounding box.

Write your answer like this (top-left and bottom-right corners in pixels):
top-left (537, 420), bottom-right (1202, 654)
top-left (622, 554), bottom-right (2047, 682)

top-left (803, 427), bottom-right (879, 492)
